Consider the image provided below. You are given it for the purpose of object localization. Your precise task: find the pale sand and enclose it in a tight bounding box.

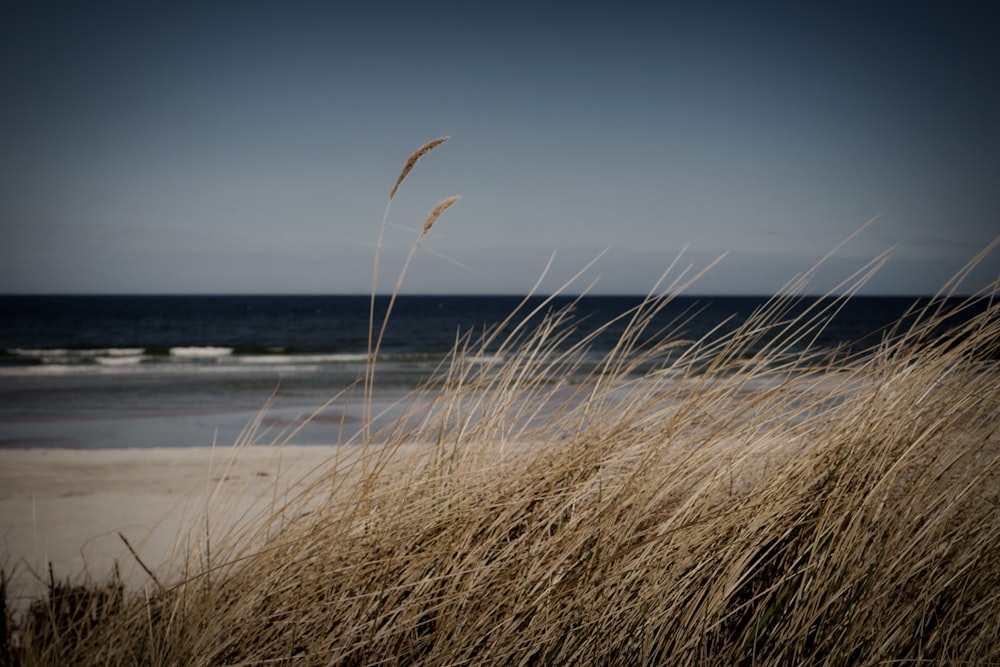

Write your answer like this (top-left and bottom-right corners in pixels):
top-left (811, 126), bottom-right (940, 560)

top-left (0, 445), bottom-right (350, 609)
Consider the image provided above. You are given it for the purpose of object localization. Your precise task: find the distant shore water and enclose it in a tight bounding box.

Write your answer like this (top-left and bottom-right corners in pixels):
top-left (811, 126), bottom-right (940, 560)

top-left (0, 294), bottom-right (984, 449)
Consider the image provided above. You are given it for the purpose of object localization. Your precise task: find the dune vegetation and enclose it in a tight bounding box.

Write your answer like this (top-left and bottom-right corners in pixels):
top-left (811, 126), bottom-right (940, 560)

top-left (3, 139), bottom-right (999, 666)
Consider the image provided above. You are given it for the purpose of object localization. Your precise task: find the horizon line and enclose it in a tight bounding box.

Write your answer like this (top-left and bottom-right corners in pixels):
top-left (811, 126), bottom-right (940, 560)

top-left (0, 291), bottom-right (977, 300)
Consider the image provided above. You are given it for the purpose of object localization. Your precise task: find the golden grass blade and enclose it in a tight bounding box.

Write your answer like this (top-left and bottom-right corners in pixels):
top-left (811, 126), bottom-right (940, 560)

top-left (389, 136), bottom-right (449, 200)
top-left (421, 195), bottom-right (460, 238)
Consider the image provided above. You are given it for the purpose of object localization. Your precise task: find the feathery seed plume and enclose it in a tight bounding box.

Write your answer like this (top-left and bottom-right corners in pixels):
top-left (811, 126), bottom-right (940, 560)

top-left (421, 196), bottom-right (460, 238)
top-left (390, 136), bottom-right (449, 200)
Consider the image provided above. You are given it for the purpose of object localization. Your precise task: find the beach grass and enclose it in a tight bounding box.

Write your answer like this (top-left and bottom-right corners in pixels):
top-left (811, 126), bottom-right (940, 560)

top-left (3, 143), bottom-right (999, 666)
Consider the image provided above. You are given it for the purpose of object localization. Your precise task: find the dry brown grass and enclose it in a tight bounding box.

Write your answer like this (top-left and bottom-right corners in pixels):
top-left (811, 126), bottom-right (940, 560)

top-left (367, 137), bottom-right (455, 441)
top-left (389, 136), bottom-right (449, 201)
top-left (5, 141), bottom-right (999, 666)
top-left (421, 195), bottom-right (460, 238)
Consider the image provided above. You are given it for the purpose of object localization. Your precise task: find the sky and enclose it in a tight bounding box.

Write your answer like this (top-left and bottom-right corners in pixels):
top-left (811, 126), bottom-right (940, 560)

top-left (1, 1), bottom-right (998, 295)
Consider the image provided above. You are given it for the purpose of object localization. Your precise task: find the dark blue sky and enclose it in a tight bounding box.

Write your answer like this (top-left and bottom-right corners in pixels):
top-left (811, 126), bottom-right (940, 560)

top-left (2, 1), bottom-right (998, 294)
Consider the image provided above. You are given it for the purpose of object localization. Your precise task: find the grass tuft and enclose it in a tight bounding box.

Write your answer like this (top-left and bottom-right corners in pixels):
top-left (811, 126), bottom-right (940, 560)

top-left (4, 140), bottom-right (999, 665)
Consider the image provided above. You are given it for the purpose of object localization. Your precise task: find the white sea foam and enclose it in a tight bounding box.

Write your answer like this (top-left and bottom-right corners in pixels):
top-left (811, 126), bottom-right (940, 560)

top-left (9, 347), bottom-right (146, 359)
top-left (103, 348), bottom-right (146, 357)
top-left (96, 355), bottom-right (147, 366)
top-left (9, 348), bottom-right (72, 358)
top-left (465, 354), bottom-right (505, 366)
top-left (169, 346), bottom-right (234, 358)
top-left (0, 361), bottom-right (323, 377)
top-left (237, 353), bottom-right (368, 365)
top-left (0, 364), bottom-right (78, 376)
top-left (324, 353), bottom-right (370, 363)
top-left (236, 355), bottom-right (293, 365)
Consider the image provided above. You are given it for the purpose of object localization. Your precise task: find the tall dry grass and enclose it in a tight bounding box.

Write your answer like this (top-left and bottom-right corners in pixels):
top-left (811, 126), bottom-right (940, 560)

top-left (5, 142), bottom-right (999, 666)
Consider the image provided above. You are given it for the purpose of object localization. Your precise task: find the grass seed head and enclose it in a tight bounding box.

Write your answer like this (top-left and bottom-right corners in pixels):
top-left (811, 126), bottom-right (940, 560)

top-left (390, 136), bottom-right (449, 200)
top-left (421, 195), bottom-right (460, 238)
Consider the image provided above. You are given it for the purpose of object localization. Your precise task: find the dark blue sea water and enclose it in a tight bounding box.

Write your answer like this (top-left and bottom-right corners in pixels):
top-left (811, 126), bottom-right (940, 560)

top-left (0, 295), bottom-right (979, 448)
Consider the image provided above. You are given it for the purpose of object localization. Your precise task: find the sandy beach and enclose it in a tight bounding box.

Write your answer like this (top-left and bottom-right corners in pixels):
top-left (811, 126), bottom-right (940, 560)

top-left (0, 444), bottom-right (345, 609)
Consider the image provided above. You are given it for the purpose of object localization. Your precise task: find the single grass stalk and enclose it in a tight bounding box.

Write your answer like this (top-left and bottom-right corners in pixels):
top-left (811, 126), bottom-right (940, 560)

top-left (364, 138), bottom-right (452, 445)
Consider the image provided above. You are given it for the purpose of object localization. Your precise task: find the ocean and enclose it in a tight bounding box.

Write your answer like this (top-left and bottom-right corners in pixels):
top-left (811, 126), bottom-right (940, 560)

top-left (0, 294), bottom-right (976, 449)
